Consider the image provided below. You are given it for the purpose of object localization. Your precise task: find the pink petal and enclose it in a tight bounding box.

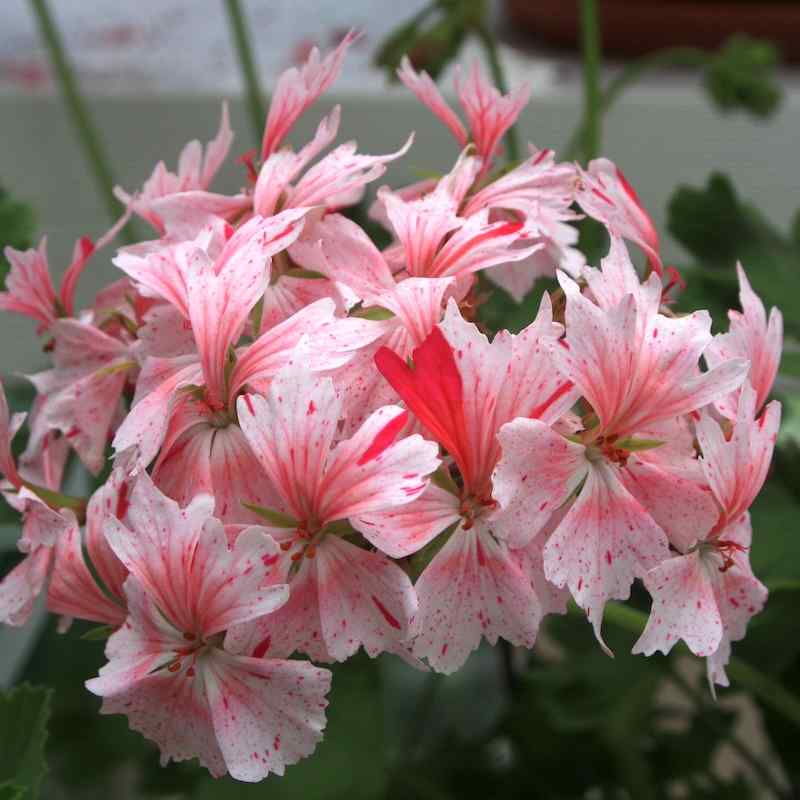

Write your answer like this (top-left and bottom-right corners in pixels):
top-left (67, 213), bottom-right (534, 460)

top-left (103, 471), bottom-right (286, 636)
top-left (454, 60), bottom-right (530, 168)
top-left (315, 536), bottom-right (417, 660)
top-left (261, 30), bottom-right (358, 159)
top-left (88, 586), bottom-right (227, 775)
top-left (705, 263), bottom-right (783, 417)
top-left (492, 418), bottom-right (587, 548)
top-left (289, 212), bottom-right (395, 302)
top-left (0, 238), bottom-right (57, 327)
top-left (696, 386), bottom-right (781, 527)
top-left (575, 158), bottom-right (662, 275)
top-left (413, 525), bottom-right (542, 674)
top-left (397, 56), bottom-right (467, 147)
top-left (317, 404), bottom-right (440, 522)
top-left (237, 370), bottom-right (340, 520)
top-left (205, 651), bottom-right (330, 780)
top-left (633, 550), bottom-right (723, 657)
top-left (187, 211), bottom-right (307, 405)
top-left (286, 135), bottom-right (413, 211)
top-left (112, 355), bottom-right (203, 467)
top-left (619, 456), bottom-right (719, 554)
top-left (0, 546), bottom-right (53, 626)
top-left (543, 460), bottom-right (669, 648)
top-left (47, 520), bottom-right (127, 627)
top-left (353, 483), bottom-right (461, 558)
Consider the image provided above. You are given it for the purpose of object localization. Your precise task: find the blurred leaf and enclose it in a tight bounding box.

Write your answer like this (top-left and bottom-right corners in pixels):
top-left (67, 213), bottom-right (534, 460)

top-left (704, 35), bottom-right (782, 119)
top-left (0, 683), bottom-right (52, 800)
top-left (374, 0), bottom-right (487, 81)
top-left (668, 173), bottom-right (800, 334)
top-left (749, 479), bottom-right (800, 585)
top-left (0, 185), bottom-right (36, 286)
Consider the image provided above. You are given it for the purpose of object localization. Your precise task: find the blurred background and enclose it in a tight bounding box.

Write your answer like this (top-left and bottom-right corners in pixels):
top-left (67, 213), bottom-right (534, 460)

top-left (1, 1), bottom-right (800, 798)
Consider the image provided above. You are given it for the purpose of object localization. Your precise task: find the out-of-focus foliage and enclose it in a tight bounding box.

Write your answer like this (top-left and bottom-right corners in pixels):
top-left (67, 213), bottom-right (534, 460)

top-left (0, 185), bottom-right (35, 285)
top-left (704, 35), bottom-right (782, 119)
top-left (374, 0), bottom-right (487, 79)
top-left (0, 684), bottom-right (51, 800)
top-left (669, 173), bottom-right (800, 335)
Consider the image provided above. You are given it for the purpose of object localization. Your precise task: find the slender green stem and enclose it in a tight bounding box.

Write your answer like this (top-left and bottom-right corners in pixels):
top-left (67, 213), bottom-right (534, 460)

top-left (563, 46), bottom-right (708, 160)
top-left (569, 600), bottom-right (800, 729)
top-left (29, 0), bottom-right (134, 244)
top-left (667, 666), bottom-right (790, 800)
top-left (223, 0), bottom-right (266, 146)
top-left (475, 22), bottom-right (520, 164)
top-left (578, 0), bottom-right (602, 162)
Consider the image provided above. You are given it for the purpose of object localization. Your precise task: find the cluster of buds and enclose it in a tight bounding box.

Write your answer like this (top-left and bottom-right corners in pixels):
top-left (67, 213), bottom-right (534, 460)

top-left (0, 33), bottom-right (782, 783)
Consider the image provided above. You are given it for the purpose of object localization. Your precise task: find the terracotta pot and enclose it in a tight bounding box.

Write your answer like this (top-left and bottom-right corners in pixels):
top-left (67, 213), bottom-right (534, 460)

top-left (506, 0), bottom-right (800, 61)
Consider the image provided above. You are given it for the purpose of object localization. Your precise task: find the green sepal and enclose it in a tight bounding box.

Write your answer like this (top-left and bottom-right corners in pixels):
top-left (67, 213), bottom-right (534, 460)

top-left (80, 625), bottom-right (115, 642)
top-left (283, 267), bottom-right (327, 281)
top-left (431, 465), bottom-right (460, 497)
top-left (351, 306), bottom-right (395, 321)
top-left (241, 502), bottom-right (299, 528)
top-left (615, 438), bottom-right (665, 452)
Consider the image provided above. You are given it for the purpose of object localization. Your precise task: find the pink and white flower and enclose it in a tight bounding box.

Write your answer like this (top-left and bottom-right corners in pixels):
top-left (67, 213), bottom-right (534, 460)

top-left (86, 470), bottom-right (330, 782)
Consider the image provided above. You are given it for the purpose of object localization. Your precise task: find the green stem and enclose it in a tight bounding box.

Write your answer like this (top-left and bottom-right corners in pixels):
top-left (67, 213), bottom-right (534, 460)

top-left (30, 0), bottom-right (134, 244)
top-left (475, 23), bottom-right (520, 164)
top-left (667, 666), bottom-right (790, 800)
top-left (569, 600), bottom-right (800, 729)
top-left (223, 0), bottom-right (266, 146)
top-left (578, 0), bottom-right (602, 162)
top-left (563, 46), bottom-right (708, 160)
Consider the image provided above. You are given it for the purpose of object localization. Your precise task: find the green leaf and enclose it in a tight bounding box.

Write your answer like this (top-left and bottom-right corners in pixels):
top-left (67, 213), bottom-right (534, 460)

top-left (0, 185), bottom-right (36, 286)
top-left (668, 173), bottom-right (800, 335)
top-left (0, 684), bottom-right (52, 800)
top-left (703, 35), bottom-right (782, 119)
top-left (241, 502), bottom-right (299, 528)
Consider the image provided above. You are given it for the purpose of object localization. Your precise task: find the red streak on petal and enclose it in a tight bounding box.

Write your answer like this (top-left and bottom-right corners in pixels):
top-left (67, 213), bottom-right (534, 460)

top-left (529, 381), bottom-right (574, 420)
top-left (65, 425), bottom-right (81, 439)
top-left (371, 594), bottom-right (401, 629)
top-left (441, 643), bottom-right (448, 656)
top-left (532, 148), bottom-right (551, 166)
top-left (436, 221), bottom-right (524, 275)
top-left (591, 187), bottom-right (614, 206)
top-left (243, 394), bottom-right (255, 416)
top-left (476, 538), bottom-right (487, 567)
top-left (307, 400), bottom-right (317, 416)
top-left (262, 553), bottom-right (278, 566)
top-left (115, 481), bottom-right (130, 520)
top-left (253, 636), bottom-right (272, 658)
top-left (615, 166), bottom-right (643, 208)
top-left (356, 410), bottom-right (409, 466)
top-left (605, 550), bottom-right (613, 565)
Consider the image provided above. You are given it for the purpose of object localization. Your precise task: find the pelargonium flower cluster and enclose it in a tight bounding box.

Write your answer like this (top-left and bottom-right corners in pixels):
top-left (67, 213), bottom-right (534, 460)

top-left (0, 34), bottom-right (783, 783)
